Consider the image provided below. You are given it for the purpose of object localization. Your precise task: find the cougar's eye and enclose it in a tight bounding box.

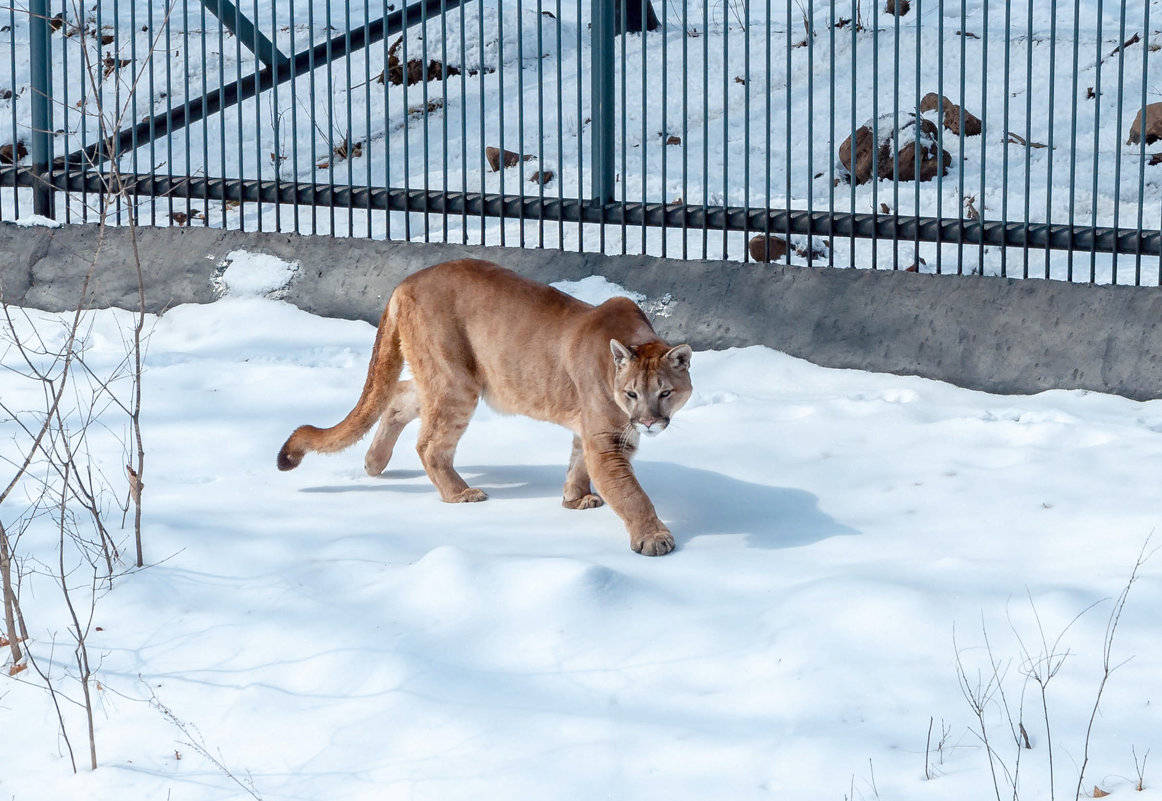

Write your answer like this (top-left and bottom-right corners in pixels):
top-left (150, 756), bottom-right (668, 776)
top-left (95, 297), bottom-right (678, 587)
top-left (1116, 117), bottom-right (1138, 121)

top-left (659, 389), bottom-right (672, 398)
top-left (625, 390), bottom-right (638, 399)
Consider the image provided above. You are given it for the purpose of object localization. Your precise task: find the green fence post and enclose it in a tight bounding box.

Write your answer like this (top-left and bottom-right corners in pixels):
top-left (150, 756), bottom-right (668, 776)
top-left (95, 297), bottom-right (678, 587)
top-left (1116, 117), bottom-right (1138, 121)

top-left (591, 0), bottom-right (615, 206)
top-left (29, 0), bottom-right (54, 218)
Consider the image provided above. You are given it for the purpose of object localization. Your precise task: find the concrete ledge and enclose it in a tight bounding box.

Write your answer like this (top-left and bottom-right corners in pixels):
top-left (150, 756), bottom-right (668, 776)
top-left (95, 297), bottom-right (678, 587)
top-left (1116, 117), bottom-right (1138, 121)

top-left (2, 221), bottom-right (1162, 400)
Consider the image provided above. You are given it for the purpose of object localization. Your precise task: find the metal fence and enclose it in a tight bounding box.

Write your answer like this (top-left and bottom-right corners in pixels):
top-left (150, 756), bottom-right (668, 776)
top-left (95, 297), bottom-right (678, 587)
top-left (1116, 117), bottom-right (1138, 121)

top-left (1, 0), bottom-right (1161, 284)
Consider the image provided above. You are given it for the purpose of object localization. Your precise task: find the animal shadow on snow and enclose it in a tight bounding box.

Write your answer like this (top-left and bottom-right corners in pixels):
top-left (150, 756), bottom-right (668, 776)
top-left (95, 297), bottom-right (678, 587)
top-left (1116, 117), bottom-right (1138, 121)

top-left (304, 461), bottom-right (856, 550)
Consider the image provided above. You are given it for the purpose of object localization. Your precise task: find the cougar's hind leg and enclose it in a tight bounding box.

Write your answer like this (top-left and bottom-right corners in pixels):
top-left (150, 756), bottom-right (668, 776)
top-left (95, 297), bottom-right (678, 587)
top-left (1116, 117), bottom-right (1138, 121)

top-left (364, 380), bottom-right (421, 476)
top-left (562, 434), bottom-right (604, 509)
top-left (415, 381), bottom-right (486, 503)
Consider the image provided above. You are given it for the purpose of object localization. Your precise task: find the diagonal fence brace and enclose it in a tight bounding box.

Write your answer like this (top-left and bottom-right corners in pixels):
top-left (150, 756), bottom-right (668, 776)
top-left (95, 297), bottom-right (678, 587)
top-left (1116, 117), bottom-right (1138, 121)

top-left (200, 0), bottom-right (290, 70)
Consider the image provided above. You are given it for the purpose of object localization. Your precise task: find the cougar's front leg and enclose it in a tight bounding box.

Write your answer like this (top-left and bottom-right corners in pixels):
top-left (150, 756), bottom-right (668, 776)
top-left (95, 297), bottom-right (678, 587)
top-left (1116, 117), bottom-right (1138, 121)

top-left (562, 434), bottom-right (604, 509)
top-left (581, 432), bottom-right (674, 556)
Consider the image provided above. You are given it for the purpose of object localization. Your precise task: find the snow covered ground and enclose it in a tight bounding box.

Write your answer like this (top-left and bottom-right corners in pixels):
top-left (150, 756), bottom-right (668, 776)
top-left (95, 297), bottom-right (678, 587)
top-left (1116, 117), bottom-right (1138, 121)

top-left (2, 252), bottom-right (1160, 800)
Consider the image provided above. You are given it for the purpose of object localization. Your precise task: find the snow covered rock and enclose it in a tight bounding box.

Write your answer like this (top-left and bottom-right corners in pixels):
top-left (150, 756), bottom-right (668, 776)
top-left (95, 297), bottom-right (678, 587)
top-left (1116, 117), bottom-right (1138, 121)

top-left (919, 92), bottom-right (982, 136)
top-left (838, 113), bottom-right (951, 185)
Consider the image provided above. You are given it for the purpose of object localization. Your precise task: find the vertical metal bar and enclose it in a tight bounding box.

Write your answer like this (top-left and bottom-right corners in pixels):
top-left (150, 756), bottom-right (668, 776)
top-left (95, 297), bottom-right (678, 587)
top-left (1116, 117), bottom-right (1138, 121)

top-left (766, 0), bottom-right (773, 265)
top-left (138, 0), bottom-right (151, 227)
top-left (216, 1), bottom-right (227, 228)
top-left (848, 0), bottom-right (856, 269)
top-left (1066, 0), bottom-right (1080, 281)
top-left (701, 0), bottom-right (708, 258)
top-left (890, 0), bottom-right (899, 270)
top-left (828, 0), bottom-right (835, 268)
top-left (478, 0), bottom-right (487, 243)
top-left (253, 0), bottom-right (264, 232)
top-left (440, 0), bottom-right (450, 244)
top-left (977, 0), bottom-right (988, 276)
top-left (1135, 0), bottom-right (1151, 284)
top-left (787, 0), bottom-right (793, 262)
top-left (1111, 0), bottom-right (1128, 284)
top-left (516, 0), bottom-right (527, 248)
top-left (742, 0), bottom-right (750, 263)
top-left (344, 0), bottom-right (355, 238)
top-left (324, 0), bottom-right (335, 236)
top-left (536, 0), bottom-right (545, 248)
top-left (6, 0), bottom-right (18, 220)
top-left (621, 0), bottom-right (629, 255)
top-left (113, 0), bottom-right (122, 226)
top-left (640, 0), bottom-right (647, 255)
top-left (29, 0), bottom-right (54, 218)
top-left (935, 0), bottom-right (944, 275)
top-left (183, 0), bottom-right (193, 225)
top-left (234, 0), bottom-right (245, 231)
top-left (388, 0), bottom-right (397, 239)
top-left (869, 0), bottom-right (877, 271)
top-left (1043, 0), bottom-right (1058, 279)
top-left (59, 0), bottom-right (70, 223)
top-left (364, 0), bottom-right (373, 238)
top-left (1001, 0), bottom-right (1011, 277)
top-left (131, 0), bottom-right (142, 226)
top-left (162, 1), bottom-right (174, 227)
top-left (461, 0), bottom-right (470, 244)
top-left (806, 0), bottom-right (813, 267)
top-left (660, 0), bottom-right (668, 258)
top-left (956, 0), bottom-right (966, 275)
top-left (721, 0), bottom-right (728, 261)
top-left (498, 0), bottom-right (508, 247)
top-left (1090, 0), bottom-right (1104, 282)
top-left (681, 0), bottom-right (688, 259)
top-left (555, 0), bottom-right (564, 248)
top-left (419, 0), bottom-right (430, 242)
top-left (576, 0), bottom-right (584, 249)
top-left (403, 0), bottom-right (414, 240)
top-left (290, 0), bottom-right (301, 234)
top-left (307, 0), bottom-right (318, 235)
top-left (1022, 0), bottom-right (1033, 279)
top-left (912, 0), bottom-right (920, 273)
top-left (197, 0), bottom-right (209, 226)
top-left (274, 0), bottom-right (285, 232)
top-left (96, 0), bottom-right (106, 223)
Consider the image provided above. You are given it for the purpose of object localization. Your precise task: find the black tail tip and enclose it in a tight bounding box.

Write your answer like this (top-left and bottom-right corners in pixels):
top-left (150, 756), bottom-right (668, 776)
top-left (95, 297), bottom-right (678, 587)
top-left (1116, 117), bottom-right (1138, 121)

top-left (277, 441), bottom-right (304, 471)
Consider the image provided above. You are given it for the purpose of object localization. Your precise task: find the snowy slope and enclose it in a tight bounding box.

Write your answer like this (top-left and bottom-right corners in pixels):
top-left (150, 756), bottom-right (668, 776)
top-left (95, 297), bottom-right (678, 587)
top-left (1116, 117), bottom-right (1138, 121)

top-left (3, 1), bottom-right (1162, 280)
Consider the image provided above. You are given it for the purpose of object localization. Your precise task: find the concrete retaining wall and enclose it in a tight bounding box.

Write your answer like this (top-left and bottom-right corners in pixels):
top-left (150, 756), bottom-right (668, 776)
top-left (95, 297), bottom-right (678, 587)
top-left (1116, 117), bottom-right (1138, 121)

top-left (3, 221), bottom-right (1162, 400)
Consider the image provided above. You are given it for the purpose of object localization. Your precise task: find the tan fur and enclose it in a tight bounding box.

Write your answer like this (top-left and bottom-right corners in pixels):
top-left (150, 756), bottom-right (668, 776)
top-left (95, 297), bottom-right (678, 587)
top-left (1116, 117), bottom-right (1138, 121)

top-left (277, 259), bottom-right (693, 556)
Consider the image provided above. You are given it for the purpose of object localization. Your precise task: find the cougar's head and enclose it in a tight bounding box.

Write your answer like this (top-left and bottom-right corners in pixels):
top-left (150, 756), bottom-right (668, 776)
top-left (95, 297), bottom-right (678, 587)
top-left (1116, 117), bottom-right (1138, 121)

top-left (610, 339), bottom-right (693, 436)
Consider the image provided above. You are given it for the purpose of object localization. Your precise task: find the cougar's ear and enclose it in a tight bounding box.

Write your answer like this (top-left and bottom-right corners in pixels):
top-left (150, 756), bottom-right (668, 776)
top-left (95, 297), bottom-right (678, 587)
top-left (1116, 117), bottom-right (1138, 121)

top-left (610, 339), bottom-right (635, 369)
top-left (665, 344), bottom-right (693, 371)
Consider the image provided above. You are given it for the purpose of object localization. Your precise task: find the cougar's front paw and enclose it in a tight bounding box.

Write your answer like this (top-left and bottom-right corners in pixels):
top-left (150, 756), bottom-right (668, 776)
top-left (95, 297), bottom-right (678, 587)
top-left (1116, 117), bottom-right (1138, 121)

top-left (455, 487), bottom-right (489, 503)
top-left (631, 525), bottom-right (675, 556)
top-left (562, 493), bottom-right (604, 510)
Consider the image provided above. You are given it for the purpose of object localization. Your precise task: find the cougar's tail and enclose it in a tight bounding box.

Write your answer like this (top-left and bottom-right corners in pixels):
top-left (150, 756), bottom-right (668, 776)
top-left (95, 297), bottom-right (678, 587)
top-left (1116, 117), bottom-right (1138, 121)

top-left (277, 298), bottom-right (405, 471)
